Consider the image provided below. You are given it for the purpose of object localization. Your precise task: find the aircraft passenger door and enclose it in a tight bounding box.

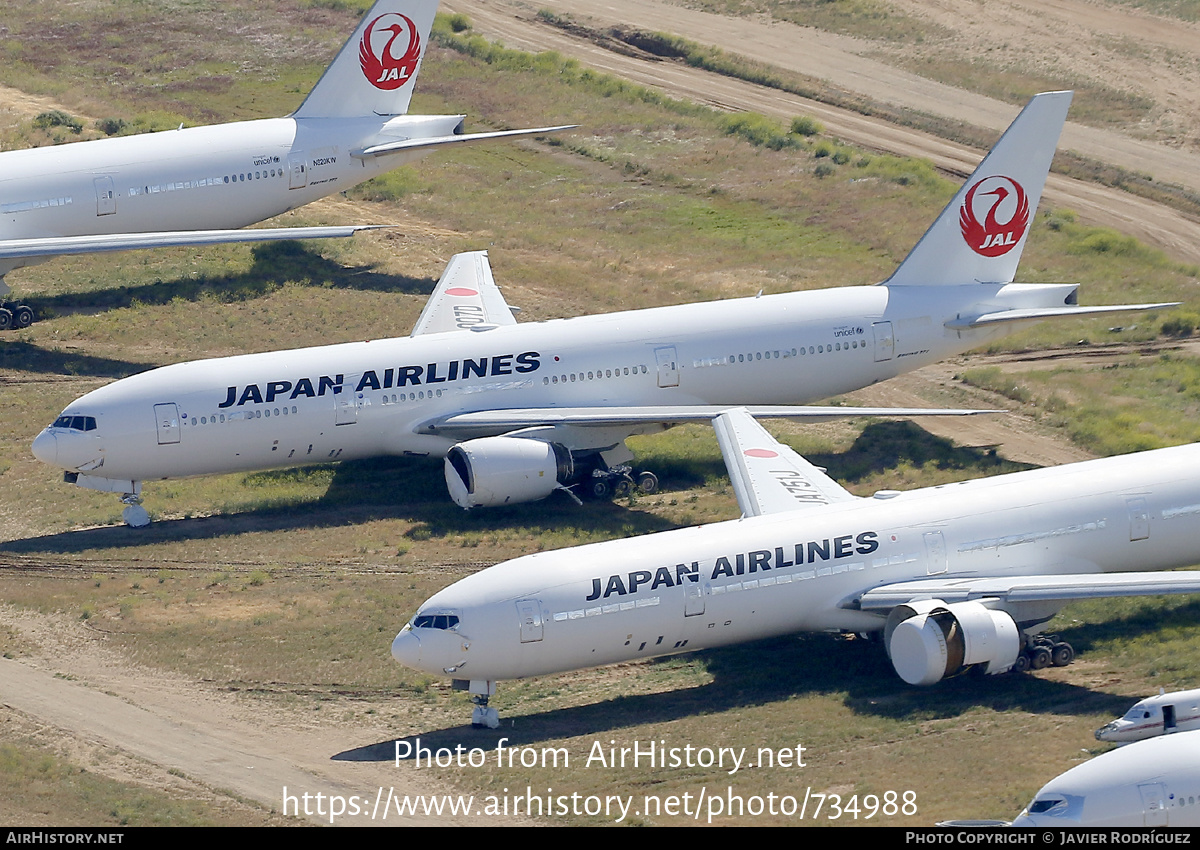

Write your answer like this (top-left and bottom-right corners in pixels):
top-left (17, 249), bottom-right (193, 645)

top-left (655, 346), bottom-right (679, 388)
top-left (335, 395), bottom-right (357, 426)
top-left (153, 403), bottom-right (181, 445)
top-left (1138, 783), bottom-right (1168, 826)
top-left (1127, 497), bottom-right (1150, 541)
top-left (923, 530), bottom-right (947, 575)
top-left (287, 153), bottom-right (308, 189)
top-left (1164, 704), bottom-right (1177, 733)
top-left (873, 322), bottom-right (894, 362)
top-left (516, 599), bottom-right (544, 643)
top-left (684, 582), bottom-right (706, 617)
top-left (94, 176), bottom-right (116, 216)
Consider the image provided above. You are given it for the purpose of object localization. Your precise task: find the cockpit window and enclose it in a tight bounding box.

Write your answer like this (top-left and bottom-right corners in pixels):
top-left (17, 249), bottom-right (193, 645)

top-left (1029, 798), bottom-right (1066, 815)
top-left (413, 614), bottom-right (460, 631)
top-left (52, 415), bottom-right (96, 432)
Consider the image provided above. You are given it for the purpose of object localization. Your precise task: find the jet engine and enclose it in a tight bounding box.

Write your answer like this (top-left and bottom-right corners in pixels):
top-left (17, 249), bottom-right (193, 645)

top-left (445, 436), bottom-right (573, 509)
top-left (884, 599), bottom-right (1021, 686)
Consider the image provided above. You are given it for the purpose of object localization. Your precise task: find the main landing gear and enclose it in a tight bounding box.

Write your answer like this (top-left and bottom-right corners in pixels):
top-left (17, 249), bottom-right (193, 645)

top-left (121, 493), bottom-right (151, 528)
top-left (0, 302), bottom-right (35, 330)
top-left (1012, 634), bottom-right (1075, 674)
top-left (586, 465), bottom-right (659, 500)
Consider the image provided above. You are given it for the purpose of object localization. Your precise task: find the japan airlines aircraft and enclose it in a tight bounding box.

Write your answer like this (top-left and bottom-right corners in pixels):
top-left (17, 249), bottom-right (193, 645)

top-left (32, 91), bottom-right (1172, 526)
top-left (0, 0), bottom-right (571, 328)
top-left (392, 409), bottom-right (1200, 728)
top-left (1012, 730), bottom-right (1200, 826)
top-left (1095, 687), bottom-right (1200, 743)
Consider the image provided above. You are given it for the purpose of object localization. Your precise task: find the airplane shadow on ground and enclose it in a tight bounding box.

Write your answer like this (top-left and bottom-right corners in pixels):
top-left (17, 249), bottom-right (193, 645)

top-left (337, 616), bottom-right (1169, 760)
top-left (23, 241), bottom-right (434, 323)
top-left (1, 454), bottom-right (682, 554)
top-left (4, 422), bottom-right (1037, 553)
top-left (0, 340), bottom-right (152, 379)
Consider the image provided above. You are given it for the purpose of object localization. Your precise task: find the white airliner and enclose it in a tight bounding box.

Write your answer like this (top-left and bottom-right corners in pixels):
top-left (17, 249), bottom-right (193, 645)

top-left (32, 91), bottom-right (1172, 526)
top-left (1012, 730), bottom-right (1200, 826)
top-left (391, 408), bottom-right (1200, 728)
top-left (0, 0), bottom-right (571, 328)
top-left (1095, 687), bottom-right (1200, 743)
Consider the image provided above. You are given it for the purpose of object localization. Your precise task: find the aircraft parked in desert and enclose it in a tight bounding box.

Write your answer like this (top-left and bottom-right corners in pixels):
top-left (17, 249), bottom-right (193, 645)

top-left (1095, 687), bottom-right (1200, 743)
top-left (0, 0), bottom-right (571, 328)
top-left (393, 409), bottom-right (1200, 728)
top-left (1012, 730), bottom-right (1200, 826)
top-left (33, 91), bottom-right (1172, 525)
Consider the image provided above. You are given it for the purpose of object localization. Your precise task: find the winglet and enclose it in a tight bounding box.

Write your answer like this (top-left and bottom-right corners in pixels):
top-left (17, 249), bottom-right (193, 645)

top-left (293, 0), bottom-right (439, 119)
top-left (885, 91), bottom-right (1072, 287)
top-left (712, 408), bottom-right (857, 518)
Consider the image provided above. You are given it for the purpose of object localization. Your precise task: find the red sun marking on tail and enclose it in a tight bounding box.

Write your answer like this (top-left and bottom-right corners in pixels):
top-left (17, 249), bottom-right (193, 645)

top-left (959, 176), bottom-right (1029, 257)
top-left (446, 288), bottom-right (479, 296)
top-left (744, 449), bottom-right (778, 458)
top-left (359, 13), bottom-right (423, 90)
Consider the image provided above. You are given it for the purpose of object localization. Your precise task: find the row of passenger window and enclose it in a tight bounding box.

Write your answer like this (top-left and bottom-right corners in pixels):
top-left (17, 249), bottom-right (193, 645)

top-left (129, 169), bottom-right (284, 197)
top-left (543, 365), bottom-right (648, 385)
top-left (186, 406), bottom-right (299, 426)
top-left (2, 196), bottom-right (73, 214)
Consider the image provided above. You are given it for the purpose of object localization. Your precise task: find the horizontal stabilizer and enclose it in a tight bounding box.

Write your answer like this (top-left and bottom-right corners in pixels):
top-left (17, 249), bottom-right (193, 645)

top-left (855, 570), bottom-right (1200, 611)
top-left (422, 404), bottom-right (997, 435)
top-left (355, 125), bottom-right (577, 159)
top-left (0, 225), bottom-right (385, 261)
top-left (945, 301), bottom-right (1180, 329)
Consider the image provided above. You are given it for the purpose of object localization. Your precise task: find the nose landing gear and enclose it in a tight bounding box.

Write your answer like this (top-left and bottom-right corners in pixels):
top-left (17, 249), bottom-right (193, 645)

top-left (121, 493), bottom-right (151, 528)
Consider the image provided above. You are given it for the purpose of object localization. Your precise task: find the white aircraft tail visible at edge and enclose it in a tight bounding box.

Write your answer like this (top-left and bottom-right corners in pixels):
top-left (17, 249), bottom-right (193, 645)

top-left (393, 409), bottom-right (1200, 729)
top-left (0, 0), bottom-right (573, 328)
top-left (32, 91), bottom-right (1173, 526)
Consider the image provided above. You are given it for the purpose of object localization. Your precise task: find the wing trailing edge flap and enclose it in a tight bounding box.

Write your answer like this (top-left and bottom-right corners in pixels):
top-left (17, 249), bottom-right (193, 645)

top-left (712, 407), bottom-right (857, 518)
top-left (353, 125), bottom-right (578, 159)
top-left (410, 250), bottom-right (518, 337)
top-left (0, 225), bottom-right (386, 261)
top-left (423, 404), bottom-right (997, 434)
top-left (855, 570), bottom-right (1200, 611)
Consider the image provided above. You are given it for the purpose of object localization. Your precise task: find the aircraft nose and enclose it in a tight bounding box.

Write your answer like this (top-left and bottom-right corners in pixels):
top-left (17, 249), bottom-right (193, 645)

top-left (391, 627), bottom-right (423, 668)
top-left (31, 429), bottom-right (57, 465)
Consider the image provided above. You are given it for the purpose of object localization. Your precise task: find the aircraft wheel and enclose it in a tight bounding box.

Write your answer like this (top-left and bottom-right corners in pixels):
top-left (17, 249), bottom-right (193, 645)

top-left (12, 305), bottom-right (33, 328)
top-left (613, 476), bottom-right (633, 497)
top-left (0, 308), bottom-right (12, 331)
top-left (637, 471), bottom-right (659, 494)
top-left (1012, 654), bottom-right (1031, 674)
top-left (591, 479), bottom-right (611, 500)
top-left (1051, 642), bottom-right (1075, 667)
top-left (1029, 646), bottom-right (1052, 670)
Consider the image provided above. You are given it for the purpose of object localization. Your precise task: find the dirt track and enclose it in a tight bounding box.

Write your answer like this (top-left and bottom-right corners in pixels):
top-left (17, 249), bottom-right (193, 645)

top-left (446, 0), bottom-right (1200, 267)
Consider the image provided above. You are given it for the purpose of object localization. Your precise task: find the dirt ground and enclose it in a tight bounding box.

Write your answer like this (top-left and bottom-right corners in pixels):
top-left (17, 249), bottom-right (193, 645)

top-left (4, 0), bottom-right (1199, 827)
top-left (445, 0), bottom-right (1200, 266)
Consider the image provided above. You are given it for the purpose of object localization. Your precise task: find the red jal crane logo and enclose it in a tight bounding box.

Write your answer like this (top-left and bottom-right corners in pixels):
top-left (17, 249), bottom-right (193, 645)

top-left (959, 176), bottom-right (1029, 257)
top-left (359, 13), bottom-right (423, 90)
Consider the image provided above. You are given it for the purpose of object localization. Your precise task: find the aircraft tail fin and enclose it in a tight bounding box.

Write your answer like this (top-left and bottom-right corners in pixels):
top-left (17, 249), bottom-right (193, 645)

top-left (293, 0), bottom-right (438, 119)
top-left (885, 91), bottom-right (1072, 287)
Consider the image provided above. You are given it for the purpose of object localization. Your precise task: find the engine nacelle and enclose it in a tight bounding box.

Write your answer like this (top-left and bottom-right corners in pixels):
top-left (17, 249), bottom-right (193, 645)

top-left (885, 599), bottom-right (1021, 686)
top-left (445, 436), bottom-right (573, 509)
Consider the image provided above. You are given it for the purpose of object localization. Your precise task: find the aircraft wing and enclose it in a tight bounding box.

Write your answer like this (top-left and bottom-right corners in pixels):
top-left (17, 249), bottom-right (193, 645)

top-left (420, 404), bottom-right (997, 435)
top-left (410, 251), bottom-right (518, 336)
top-left (0, 225), bottom-right (384, 262)
top-left (854, 570), bottom-right (1200, 611)
top-left (712, 407), bottom-right (857, 518)
top-left (353, 125), bottom-right (578, 159)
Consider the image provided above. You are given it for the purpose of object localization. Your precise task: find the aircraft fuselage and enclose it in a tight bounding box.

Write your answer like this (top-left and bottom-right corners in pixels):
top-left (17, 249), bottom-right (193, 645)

top-left (393, 442), bottom-right (1200, 681)
top-left (0, 113), bottom-right (461, 275)
top-left (33, 281), bottom-right (1060, 489)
